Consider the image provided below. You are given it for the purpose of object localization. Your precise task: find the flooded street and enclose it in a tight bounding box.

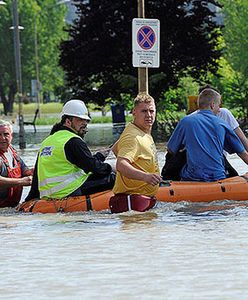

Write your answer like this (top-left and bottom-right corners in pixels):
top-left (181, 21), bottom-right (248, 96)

top-left (1, 128), bottom-right (248, 300)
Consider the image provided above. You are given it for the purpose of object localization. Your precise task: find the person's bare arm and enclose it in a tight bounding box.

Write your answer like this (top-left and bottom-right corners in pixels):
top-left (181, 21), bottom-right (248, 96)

top-left (111, 140), bottom-right (118, 157)
top-left (235, 127), bottom-right (248, 152)
top-left (23, 168), bottom-right (34, 176)
top-left (237, 151), bottom-right (248, 165)
top-left (0, 176), bottom-right (32, 187)
top-left (116, 157), bottom-right (161, 186)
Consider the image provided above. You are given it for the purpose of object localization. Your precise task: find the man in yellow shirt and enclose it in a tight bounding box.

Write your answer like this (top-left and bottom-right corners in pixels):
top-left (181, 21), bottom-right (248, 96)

top-left (111, 93), bottom-right (162, 213)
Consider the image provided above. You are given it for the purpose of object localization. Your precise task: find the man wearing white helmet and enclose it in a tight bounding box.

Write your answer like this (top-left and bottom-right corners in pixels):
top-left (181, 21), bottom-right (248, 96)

top-left (25, 99), bottom-right (115, 201)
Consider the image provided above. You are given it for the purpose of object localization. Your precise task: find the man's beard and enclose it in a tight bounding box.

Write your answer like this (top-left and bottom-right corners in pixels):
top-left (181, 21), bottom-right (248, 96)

top-left (78, 128), bottom-right (88, 139)
top-left (71, 123), bottom-right (88, 139)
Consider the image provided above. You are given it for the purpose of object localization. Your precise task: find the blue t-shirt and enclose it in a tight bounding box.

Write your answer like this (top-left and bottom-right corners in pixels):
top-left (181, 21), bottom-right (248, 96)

top-left (167, 110), bottom-right (245, 181)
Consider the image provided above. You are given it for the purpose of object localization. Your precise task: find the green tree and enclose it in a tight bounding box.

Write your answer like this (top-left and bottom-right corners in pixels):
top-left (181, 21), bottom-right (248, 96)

top-left (34, 0), bottom-right (67, 95)
top-left (220, 0), bottom-right (248, 117)
top-left (0, 0), bottom-right (66, 115)
top-left (60, 0), bottom-right (223, 107)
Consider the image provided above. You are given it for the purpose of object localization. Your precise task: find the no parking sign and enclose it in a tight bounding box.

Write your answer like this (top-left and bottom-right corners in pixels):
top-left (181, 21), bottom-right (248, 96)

top-left (132, 18), bottom-right (160, 68)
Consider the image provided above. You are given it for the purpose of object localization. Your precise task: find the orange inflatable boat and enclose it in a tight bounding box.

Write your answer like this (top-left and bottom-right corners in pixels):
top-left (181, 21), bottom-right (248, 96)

top-left (17, 173), bottom-right (248, 213)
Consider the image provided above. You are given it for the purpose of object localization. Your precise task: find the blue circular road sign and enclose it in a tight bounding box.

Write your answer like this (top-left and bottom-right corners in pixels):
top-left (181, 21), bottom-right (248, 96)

top-left (137, 25), bottom-right (156, 50)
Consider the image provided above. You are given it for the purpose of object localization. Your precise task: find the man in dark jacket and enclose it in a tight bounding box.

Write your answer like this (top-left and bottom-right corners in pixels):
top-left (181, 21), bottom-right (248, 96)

top-left (25, 99), bottom-right (115, 201)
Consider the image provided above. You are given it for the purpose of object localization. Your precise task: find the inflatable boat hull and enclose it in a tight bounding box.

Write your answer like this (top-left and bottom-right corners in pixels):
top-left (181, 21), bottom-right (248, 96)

top-left (17, 173), bottom-right (248, 213)
top-left (156, 174), bottom-right (248, 203)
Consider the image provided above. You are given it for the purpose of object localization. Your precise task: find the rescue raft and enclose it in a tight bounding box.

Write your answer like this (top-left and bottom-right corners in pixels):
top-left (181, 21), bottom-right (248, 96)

top-left (17, 173), bottom-right (248, 214)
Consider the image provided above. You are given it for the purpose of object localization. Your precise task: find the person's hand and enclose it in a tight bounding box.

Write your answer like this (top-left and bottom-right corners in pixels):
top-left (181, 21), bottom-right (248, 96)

top-left (97, 147), bottom-right (111, 158)
top-left (144, 173), bottom-right (162, 186)
top-left (20, 176), bottom-right (33, 186)
top-left (23, 168), bottom-right (34, 176)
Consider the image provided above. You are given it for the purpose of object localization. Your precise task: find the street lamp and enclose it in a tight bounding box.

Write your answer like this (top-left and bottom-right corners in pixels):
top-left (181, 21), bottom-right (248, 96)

top-left (12, 0), bottom-right (26, 149)
top-left (0, 0), bottom-right (26, 149)
top-left (34, 17), bottom-right (40, 114)
top-left (9, 25), bottom-right (24, 30)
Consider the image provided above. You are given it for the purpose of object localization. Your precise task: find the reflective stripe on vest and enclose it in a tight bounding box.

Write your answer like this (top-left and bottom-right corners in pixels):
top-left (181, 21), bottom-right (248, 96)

top-left (39, 170), bottom-right (85, 198)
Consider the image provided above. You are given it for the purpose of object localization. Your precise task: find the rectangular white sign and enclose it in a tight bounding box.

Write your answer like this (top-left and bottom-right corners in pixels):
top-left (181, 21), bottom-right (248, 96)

top-left (132, 18), bottom-right (160, 68)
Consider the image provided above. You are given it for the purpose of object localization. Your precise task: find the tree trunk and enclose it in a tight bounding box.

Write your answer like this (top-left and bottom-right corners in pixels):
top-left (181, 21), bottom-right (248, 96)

top-left (101, 106), bottom-right (107, 116)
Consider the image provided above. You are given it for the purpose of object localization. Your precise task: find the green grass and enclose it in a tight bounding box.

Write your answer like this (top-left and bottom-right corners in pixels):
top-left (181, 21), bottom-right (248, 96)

top-left (22, 102), bottom-right (63, 114)
top-left (1, 102), bottom-right (62, 114)
top-left (90, 115), bottom-right (132, 124)
top-left (0, 102), bottom-right (132, 125)
top-left (35, 114), bottom-right (132, 125)
top-left (35, 116), bottom-right (114, 125)
top-left (35, 117), bottom-right (59, 125)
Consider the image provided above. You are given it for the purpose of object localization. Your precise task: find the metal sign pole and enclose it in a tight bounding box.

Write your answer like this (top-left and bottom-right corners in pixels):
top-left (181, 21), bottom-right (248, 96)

top-left (12, 0), bottom-right (26, 149)
top-left (137, 0), bottom-right (148, 94)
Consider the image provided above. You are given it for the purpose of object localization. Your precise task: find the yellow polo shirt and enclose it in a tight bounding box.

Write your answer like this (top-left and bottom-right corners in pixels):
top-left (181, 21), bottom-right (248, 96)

top-left (113, 123), bottom-right (159, 196)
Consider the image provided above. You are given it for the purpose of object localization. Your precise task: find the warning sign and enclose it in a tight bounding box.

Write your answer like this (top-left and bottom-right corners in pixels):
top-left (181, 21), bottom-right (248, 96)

top-left (132, 18), bottom-right (160, 68)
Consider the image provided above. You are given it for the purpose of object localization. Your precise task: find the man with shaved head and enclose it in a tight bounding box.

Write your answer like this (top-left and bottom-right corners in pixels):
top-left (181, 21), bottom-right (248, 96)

top-left (166, 88), bottom-right (248, 181)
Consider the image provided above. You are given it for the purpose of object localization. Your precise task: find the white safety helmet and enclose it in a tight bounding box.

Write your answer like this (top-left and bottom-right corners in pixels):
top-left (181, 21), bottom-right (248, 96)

top-left (61, 99), bottom-right (91, 121)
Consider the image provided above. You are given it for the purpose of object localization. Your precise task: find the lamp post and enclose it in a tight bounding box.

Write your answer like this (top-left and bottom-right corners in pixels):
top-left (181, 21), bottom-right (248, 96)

top-left (34, 17), bottom-right (40, 114)
top-left (1, 0), bottom-right (26, 148)
top-left (12, 0), bottom-right (25, 149)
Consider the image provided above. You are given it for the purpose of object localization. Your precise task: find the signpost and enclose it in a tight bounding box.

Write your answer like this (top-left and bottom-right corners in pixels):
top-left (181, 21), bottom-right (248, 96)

top-left (134, 0), bottom-right (160, 94)
top-left (132, 18), bottom-right (160, 68)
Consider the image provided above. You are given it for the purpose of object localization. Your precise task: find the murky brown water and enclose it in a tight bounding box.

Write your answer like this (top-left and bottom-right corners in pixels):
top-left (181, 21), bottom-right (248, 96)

top-left (0, 139), bottom-right (248, 300)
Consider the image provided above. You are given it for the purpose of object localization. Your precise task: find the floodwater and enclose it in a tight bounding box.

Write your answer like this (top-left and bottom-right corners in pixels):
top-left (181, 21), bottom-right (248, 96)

top-left (13, 123), bottom-right (115, 146)
top-left (1, 129), bottom-right (248, 300)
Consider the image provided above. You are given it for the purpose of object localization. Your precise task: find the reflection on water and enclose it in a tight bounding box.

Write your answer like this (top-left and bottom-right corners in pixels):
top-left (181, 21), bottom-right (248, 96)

top-left (1, 132), bottom-right (248, 300)
top-left (118, 211), bottom-right (158, 230)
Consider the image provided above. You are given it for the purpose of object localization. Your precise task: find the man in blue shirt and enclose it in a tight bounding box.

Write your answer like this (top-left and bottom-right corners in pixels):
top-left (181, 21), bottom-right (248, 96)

top-left (167, 88), bottom-right (248, 181)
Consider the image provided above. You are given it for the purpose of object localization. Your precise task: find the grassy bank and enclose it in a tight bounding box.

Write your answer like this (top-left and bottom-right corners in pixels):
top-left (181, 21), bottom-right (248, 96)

top-left (35, 115), bottom-right (132, 125)
top-left (0, 102), bottom-right (132, 125)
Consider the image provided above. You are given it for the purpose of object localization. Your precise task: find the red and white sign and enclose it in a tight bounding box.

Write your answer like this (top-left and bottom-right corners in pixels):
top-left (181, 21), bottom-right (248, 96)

top-left (132, 18), bottom-right (160, 68)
